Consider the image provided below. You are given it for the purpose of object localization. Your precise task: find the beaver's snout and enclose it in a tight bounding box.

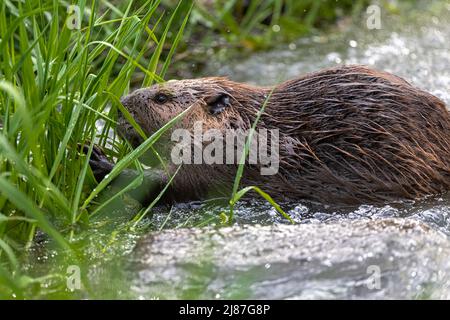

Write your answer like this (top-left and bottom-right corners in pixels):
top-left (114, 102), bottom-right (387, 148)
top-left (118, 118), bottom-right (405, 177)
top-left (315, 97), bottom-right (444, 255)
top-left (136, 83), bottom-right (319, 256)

top-left (118, 94), bottom-right (144, 148)
top-left (119, 94), bottom-right (135, 116)
top-left (117, 95), bottom-right (130, 131)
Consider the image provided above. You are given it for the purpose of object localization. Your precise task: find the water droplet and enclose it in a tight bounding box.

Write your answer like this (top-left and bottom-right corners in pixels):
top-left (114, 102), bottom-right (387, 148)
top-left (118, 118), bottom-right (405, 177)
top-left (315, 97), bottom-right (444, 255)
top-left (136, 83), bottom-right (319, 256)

top-left (349, 40), bottom-right (358, 48)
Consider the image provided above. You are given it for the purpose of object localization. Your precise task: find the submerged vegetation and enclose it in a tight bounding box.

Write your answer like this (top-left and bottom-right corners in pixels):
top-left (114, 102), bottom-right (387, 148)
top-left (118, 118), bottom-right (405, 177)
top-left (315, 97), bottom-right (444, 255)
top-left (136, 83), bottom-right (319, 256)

top-left (0, 0), bottom-right (422, 299)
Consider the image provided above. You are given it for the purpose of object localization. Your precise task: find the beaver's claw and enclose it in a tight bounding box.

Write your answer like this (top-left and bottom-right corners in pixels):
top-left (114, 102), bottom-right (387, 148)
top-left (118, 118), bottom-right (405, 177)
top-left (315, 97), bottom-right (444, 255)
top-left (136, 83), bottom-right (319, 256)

top-left (80, 144), bottom-right (114, 182)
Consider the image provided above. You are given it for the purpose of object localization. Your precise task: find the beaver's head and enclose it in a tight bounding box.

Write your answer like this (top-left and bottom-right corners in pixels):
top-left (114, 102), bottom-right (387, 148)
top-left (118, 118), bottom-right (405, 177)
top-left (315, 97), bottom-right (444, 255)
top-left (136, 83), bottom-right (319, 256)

top-left (118, 78), bottom-right (266, 148)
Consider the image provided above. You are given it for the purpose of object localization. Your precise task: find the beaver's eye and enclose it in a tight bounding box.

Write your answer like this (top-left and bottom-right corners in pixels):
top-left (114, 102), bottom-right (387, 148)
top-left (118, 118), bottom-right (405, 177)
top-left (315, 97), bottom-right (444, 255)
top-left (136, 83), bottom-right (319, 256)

top-left (154, 93), bottom-right (169, 104)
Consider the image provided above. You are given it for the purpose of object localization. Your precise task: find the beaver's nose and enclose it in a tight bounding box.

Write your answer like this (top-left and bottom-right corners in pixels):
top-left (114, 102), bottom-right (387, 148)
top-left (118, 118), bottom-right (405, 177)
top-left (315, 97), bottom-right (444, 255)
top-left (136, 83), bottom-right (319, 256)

top-left (120, 94), bottom-right (132, 109)
top-left (119, 94), bottom-right (134, 121)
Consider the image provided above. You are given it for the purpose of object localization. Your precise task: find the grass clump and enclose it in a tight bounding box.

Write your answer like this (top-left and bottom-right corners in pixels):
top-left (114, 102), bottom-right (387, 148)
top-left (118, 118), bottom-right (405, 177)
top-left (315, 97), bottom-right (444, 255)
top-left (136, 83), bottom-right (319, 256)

top-left (0, 0), bottom-right (192, 298)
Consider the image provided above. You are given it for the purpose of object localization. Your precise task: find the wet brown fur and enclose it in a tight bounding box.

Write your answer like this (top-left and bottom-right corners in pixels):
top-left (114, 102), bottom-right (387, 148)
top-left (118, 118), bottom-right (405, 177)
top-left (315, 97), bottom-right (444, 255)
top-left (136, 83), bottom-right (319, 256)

top-left (119, 65), bottom-right (450, 205)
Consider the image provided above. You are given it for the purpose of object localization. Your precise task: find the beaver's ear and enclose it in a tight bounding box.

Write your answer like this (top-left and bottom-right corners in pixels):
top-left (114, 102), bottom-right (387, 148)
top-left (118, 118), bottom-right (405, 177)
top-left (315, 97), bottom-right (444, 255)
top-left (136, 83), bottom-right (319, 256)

top-left (206, 93), bottom-right (231, 115)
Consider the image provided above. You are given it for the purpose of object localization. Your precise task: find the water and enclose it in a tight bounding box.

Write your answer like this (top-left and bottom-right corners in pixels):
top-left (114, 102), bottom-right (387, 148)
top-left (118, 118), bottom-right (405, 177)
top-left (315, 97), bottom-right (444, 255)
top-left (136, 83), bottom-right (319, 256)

top-left (132, 218), bottom-right (450, 299)
top-left (24, 2), bottom-right (450, 299)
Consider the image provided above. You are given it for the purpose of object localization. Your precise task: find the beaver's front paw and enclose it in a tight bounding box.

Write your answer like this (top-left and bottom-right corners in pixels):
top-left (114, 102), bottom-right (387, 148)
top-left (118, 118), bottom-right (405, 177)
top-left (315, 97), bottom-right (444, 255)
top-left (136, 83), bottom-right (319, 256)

top-left (81, 144), bottom-right (114, 182)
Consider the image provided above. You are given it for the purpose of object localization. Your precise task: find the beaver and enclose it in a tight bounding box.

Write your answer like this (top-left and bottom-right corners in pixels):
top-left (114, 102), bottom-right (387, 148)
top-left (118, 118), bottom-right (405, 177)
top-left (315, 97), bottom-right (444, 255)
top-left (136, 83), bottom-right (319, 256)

top-left (89, 65), bottom-right (450, 206)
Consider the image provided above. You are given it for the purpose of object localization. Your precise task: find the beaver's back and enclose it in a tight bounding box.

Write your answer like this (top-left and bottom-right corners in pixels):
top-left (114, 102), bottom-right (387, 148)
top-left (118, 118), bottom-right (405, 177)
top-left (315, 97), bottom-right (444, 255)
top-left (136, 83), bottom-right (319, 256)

top-left (262, 65), bottom-right (450, 204)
